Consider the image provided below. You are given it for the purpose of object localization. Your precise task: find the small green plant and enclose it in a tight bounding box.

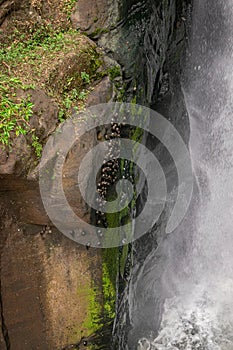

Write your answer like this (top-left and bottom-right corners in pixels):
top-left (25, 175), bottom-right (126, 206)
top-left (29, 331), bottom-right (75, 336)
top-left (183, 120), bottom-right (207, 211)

top-left (70, 88), bottom-right (79, 99)
top-left (81, 71), bottom-right (90, 84)
top-left (57, 87), bottom-right (88, 122)
top-left (31, 134), bottom-right (43, 158)
top-left (63, 95), bottom-right (72, 109)
top-left (58, 109), bottom-right (66, 123)
top-left (64, 0), bottom-right (77, 18)
top-left (0, 76), bottom-right (34, 145)
top-left (108, 65), bottom-right (121, 81)
top-left (0, 28), bottom-right (78, 68)
top-left (78, 90), bottom-right (88, 100)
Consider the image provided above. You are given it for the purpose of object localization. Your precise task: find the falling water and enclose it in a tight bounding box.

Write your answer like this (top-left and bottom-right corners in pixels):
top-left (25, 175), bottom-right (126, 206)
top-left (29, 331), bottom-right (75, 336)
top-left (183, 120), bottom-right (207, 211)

top-left (137, 0), bottom-right (233, 349)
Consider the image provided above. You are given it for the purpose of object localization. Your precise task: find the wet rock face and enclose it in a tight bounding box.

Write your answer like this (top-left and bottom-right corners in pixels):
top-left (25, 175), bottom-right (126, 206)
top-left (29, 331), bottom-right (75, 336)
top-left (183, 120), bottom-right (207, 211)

top-left (70, 0), bottom-right (144, 38)
top-left (97, 0), bottom-right (192, 348)
top-left (75, 0), bottom-right (190, 104)
top-left (99, 0), bottom-right (190, 105)
top-left (0, 139), bottom-right (100, 349)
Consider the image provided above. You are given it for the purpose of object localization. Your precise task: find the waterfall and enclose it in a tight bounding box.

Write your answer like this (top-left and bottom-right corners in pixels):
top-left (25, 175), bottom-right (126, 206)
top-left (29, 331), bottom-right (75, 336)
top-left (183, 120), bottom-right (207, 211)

top-left (137, 0), bottom-right (233, 349)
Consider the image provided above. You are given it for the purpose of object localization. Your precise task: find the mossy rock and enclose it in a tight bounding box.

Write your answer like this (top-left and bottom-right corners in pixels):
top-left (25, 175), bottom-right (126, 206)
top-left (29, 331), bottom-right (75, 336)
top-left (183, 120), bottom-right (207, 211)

top-left (47, 44), bottom-right (101, 95)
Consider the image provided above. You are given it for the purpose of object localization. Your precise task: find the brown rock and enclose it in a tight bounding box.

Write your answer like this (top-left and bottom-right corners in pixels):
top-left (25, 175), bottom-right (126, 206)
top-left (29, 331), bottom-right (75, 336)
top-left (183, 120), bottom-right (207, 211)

top-left (0, 9), bottom-right (115, 347)
top-left (0, 221), bottom-right (103, 349)
top-left (86, 76), bottom-right (114, 106)
top-left (47, 40), bottom-right (97, 95)
top-left (0, 0), bottom-right (21, 26)
top-left (19, 88), bottom-right (58, 140)
top-left (71, 0), bottom-right (113, 37)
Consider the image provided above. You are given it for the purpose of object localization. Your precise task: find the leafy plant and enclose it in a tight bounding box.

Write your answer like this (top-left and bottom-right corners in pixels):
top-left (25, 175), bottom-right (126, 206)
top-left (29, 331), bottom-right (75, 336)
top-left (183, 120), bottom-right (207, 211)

top-left (57, 87), bottom-right (88, 122)
top-left (64, 0), bottom-right (77, 18)
top-left (78, 90), bottom-right (88, 100)
top-left (31, 134), bottom-right (43, 158)
top-left (0, 28), bottom-right (78, 67)
top-left (108, 65), bottom-right (121, 81)
top-left (81, 71), bottom-right (90, 84)
top-left (0, 75), bottom-right (34, 145)
top-left (58, 109), bottom-right (66, 123)
top-left (63, 95), bottom-right (73, 109)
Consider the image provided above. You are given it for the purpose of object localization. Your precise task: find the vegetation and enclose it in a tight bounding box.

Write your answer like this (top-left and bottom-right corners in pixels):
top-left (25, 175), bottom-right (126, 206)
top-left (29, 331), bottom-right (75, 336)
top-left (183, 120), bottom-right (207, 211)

top-left (102, 261), bottom-right (116, 320)
top-left (0, 23), bottom-right (102, 153)
top-left (63, 0), bottom-right (78, 18)
top-left (31, 134), bottom-right (43, 158)
top-left (108, 65), bottom-right (121, 81)
top-left (89, 27), bottom-right (109, 38)
top-left (0, 75), bottom-right (34, 146)
top-left (80, 283), bottom-right (103, 332)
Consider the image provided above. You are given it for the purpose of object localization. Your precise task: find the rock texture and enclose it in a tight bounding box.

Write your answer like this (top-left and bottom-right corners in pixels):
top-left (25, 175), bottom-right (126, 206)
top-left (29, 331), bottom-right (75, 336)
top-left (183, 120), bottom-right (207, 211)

top-left (0, 206), bottom-right (103, 349)
top-left (0, 1), bottom-right (117, 348)
top-left (0, 95), bottom-right (113, 350)
top-left (0, 0), bottom-right (192, 348)
top-left (71, 0), bottom-right (116, 37)
top-left (80, 0), bottom-right (192, 348)
top-left (107, 4), bottom-right (192, 345)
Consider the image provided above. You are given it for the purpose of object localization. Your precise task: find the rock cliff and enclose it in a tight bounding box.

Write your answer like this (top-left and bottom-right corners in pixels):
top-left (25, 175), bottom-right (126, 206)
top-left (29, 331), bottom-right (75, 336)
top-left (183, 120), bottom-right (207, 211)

top-left (0, 0), bottom-right (192, 348)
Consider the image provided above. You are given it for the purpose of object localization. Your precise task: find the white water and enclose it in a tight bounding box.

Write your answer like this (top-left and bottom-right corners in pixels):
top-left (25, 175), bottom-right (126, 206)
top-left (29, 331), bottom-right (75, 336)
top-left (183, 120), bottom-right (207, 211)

top-left (138, 0), bottom-right (233, 349)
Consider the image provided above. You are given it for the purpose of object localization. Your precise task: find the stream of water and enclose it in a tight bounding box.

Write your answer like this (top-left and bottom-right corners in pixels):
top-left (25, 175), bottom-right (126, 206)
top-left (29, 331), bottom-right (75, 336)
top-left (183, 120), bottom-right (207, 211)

top-left (136, 0), bottom-right (233, 349)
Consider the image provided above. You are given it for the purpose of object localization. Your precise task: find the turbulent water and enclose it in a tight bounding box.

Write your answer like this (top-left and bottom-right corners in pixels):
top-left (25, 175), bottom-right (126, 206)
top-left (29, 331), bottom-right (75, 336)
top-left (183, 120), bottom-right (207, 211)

top-left (137, 0), bottom-right (233, 349)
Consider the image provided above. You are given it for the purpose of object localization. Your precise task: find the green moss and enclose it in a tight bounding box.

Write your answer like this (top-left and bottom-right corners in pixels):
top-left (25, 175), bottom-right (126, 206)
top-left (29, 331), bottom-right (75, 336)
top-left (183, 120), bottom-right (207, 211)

top-left (103, 248), bottom-right (118, 286)
top-left (108, 65), bottom-right (121, 81)
top-left (116, 82), bottom-right (126, 102)
top-left (89, 28), bottom-right (109, 38)
top-left (76, 282), bottom-right (103, 337)
top-left (74, 248), bottom-right (119, 340)
top-left (102, 261), bottom-right (116, 320)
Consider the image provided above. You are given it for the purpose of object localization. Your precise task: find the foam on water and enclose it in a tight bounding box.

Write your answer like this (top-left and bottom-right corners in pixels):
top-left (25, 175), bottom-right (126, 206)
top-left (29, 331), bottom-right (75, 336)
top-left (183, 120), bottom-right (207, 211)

top-left (138, 282), bottom-right (233, 350)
